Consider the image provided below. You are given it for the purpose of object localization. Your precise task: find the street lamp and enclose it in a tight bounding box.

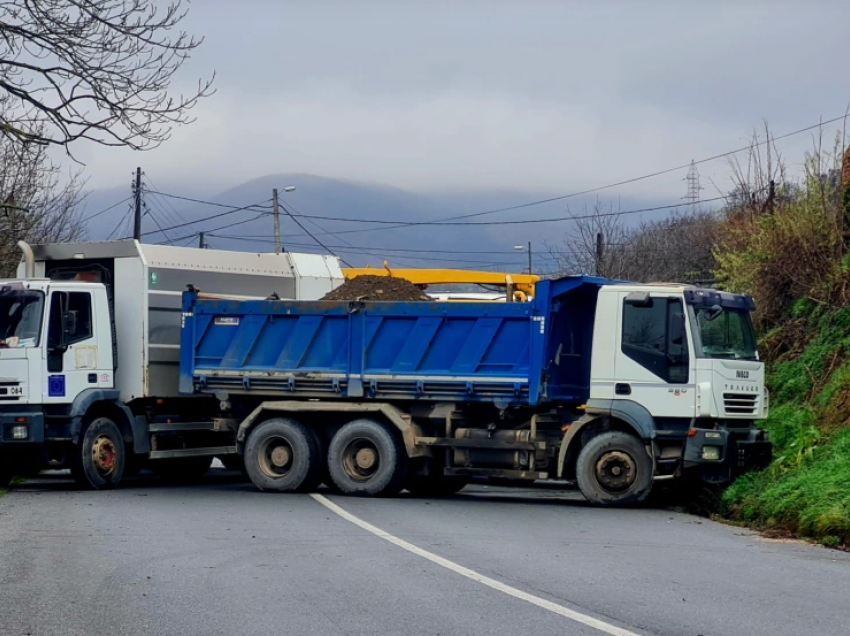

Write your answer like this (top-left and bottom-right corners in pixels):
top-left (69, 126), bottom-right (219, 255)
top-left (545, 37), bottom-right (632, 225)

top-left (514, 242), bottom-right (532, 274)
top-left (273, 186), bottom-right (296, 254)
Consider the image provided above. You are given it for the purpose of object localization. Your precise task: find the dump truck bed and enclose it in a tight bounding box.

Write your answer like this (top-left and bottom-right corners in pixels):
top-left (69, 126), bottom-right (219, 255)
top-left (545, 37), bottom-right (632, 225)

top-left (180, 276), bottom-right (608, 407)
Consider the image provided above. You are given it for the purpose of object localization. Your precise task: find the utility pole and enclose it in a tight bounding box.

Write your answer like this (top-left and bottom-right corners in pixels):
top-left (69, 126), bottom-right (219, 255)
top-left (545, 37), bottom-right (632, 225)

top-left (198, 232), bottom-right (206, 249)
top-left (595, 232), bottom-right (604, 277)
top-left (272, 188), bottom-right (280, 255)
top-left (133, 167), bottom-right (142, 241)
top-left (527, 241), bottom-right (532, 275)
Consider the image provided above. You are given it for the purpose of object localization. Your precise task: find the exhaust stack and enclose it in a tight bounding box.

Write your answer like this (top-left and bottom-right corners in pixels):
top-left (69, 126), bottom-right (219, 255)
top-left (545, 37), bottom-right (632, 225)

top-left (17, 241), bottom-right (35, 279)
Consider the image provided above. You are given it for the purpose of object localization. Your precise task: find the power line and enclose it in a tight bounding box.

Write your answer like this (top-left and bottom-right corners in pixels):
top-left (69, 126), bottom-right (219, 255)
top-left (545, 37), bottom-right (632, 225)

top-left (139, 199), bottom-right (272, 237)
top-left (146, 190), bottom-right (270, 214)
top-left (207, 237), bottom-right (542, 255)
top-left (80, 196), bottom-right (133, 224)
top-left (282, 199), bottom-right (420, 266)
top-left (279, 202), bottom-right (353, 267)
top-left (142, 204), bottom-right (176, 245)
top-left (277, 194), bottom-right (734, 229)
top-left (158, 213), bottom-right (268, 245)
top-left (106, 203), bottom-right (133, 240)
top-left (144, 175), bottom-right (188, 229)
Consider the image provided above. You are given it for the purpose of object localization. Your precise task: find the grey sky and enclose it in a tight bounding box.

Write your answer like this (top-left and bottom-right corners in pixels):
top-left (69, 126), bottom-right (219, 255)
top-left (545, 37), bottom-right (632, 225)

top-left (80, 0), bottom-right (850, 200)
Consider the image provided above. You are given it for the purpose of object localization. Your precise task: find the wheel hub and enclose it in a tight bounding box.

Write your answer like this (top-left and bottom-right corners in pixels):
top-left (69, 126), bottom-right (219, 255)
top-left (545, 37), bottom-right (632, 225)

top-left (91, 436), bottom-right (116, 476)
top-left (355, 448), bottom-right (377, 470)
top-left (259, 436), bottom-right (295, 478)
top-left (595, 450), bottom-right (636, 492)
top-left (341, 438), bottom-right (380, 481)
top-left (271, 446), bottom-right (291, 468)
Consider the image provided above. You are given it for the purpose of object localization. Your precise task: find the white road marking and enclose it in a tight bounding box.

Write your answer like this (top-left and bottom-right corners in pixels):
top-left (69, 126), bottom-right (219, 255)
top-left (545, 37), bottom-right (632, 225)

top-left (310, 493), bottom-right (643, 636)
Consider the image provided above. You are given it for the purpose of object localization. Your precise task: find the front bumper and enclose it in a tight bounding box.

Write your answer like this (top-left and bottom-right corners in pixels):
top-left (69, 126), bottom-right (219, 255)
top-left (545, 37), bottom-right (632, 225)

top-left (0, 410), bottom-right (45, 446)
top-left (683, 427), bottom-right (772, 484)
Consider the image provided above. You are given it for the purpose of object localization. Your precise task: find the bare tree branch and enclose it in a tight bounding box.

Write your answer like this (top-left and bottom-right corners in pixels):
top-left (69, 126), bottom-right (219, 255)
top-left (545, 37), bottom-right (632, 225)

top-left (0, 103), bottom-right (85, 275)
top-left (0, 0), bottom-right (214, 152)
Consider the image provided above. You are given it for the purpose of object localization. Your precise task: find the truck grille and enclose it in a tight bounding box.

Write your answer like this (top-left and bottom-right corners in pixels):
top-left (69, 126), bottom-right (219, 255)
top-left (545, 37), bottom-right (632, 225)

top-left (723, 392), bottom-right (758, 415)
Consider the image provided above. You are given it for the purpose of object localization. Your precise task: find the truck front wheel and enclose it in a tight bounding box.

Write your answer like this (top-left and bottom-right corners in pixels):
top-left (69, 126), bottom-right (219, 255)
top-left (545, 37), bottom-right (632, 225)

top-left (575, 431), bottom-right (653, 506)
top-left (244, 418), bottom-right (322, 493)
top-left (328, 419), bottom-right (407, 497)
top-left (70, 417), bottom-right (125, 490)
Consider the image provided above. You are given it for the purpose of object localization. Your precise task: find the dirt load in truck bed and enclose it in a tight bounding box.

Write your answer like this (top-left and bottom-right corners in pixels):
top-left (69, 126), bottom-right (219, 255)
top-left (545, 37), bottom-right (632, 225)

top-left (321, 275), bottom-right (432, 302)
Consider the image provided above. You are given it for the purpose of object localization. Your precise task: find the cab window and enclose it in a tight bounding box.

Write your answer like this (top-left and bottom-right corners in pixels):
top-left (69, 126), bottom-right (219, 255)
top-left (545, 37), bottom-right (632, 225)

top-left (622, 297), bottom-right (689, 383)
top-left (47, 291), bottom-right (93, 347)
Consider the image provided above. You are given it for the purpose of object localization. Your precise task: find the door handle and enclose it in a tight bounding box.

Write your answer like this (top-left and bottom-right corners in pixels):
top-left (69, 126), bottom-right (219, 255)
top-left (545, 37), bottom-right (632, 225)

top-left (615, 383), bottom-right (632, 395)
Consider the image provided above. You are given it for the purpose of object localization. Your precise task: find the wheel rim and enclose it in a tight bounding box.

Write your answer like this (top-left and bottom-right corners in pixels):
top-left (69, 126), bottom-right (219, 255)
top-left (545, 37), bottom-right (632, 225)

top-left (594, 450), bottom-right (637, 493)
top-left (340, 437), bottom-right (380, 482)
top-left (91, 435), bottom-right (117, 477)
top-left (258, 436), bottom-right (295, 478)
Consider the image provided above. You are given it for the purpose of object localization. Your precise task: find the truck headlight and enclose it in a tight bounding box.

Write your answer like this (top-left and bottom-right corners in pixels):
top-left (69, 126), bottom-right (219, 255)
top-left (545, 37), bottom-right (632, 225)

top-left (702, 446), bottom-right (722, 461)
top-left (705, 431), bottom-right (722, 439)
top-left (11, 425), bottom-right (28, 440)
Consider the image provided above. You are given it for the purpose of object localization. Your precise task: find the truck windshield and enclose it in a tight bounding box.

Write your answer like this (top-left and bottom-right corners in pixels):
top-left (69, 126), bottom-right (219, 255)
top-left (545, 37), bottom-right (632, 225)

top-left (691, 305), bottom-right (757, 360)
top-left (0, 286), bottom-right (45, 348)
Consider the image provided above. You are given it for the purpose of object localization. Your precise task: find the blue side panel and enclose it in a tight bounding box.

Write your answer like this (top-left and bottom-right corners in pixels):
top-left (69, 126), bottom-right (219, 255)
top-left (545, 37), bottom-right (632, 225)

top-left (179, 276), bottom-right (610, 406)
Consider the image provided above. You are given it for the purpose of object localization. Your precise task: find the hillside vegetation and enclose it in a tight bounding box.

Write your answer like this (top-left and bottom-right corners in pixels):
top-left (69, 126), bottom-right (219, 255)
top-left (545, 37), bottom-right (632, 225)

top-left (712, 138), bottom-right (850, 547)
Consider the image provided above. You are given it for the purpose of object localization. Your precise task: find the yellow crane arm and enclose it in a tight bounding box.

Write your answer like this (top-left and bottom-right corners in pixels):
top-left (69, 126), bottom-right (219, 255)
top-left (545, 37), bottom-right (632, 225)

top-left (341, 264), bottom-right (539, 296)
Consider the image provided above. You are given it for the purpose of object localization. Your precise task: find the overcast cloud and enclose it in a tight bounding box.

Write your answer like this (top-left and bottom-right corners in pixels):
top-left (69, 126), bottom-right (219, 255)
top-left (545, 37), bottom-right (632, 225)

top-left (79, 0), bottom-right (850, 200)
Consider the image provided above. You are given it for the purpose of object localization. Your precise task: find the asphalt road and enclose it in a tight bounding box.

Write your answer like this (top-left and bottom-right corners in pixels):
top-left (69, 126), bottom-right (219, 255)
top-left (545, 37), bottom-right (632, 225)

top-left (1, 469), bottom-right (848, 636)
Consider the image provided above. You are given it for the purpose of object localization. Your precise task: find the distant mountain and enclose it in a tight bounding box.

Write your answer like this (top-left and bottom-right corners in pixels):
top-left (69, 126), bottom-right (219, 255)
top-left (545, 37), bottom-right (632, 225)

top-left (78, 173), bottom-right (663, 273)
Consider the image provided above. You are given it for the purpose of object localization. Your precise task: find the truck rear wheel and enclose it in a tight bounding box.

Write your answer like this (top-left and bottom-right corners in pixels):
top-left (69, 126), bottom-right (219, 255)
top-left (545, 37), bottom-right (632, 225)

top-left (244, 418), bottom-right (322, 493)
top-left (152, 456), bottom-right (212, 483)
top-left (70, 417), bottom-right (125, 490)
top-left (327, 419), bottom-right (407, 497)
top-left (575, 431), bottom-right (653, 506)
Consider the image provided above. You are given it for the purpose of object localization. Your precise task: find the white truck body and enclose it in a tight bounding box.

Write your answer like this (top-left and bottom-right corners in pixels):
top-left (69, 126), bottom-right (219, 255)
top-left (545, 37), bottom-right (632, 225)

top-left (13, 241), bottom-right (342, 403)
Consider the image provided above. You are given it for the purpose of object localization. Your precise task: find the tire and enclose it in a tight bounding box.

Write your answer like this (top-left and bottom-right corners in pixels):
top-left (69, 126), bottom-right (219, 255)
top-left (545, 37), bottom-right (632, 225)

top-left (575, 431), bottom-right (653, 506)
top-left (327, 419), bottom-right (407, 497)
top-left (151, 456), bottom-right (213, 483)
top-left (70, 417), bottom-right (126, 490)
top-left (244, 418), bottom-right (323, 493)
top-left (406, 474), bottom-right (469, 497)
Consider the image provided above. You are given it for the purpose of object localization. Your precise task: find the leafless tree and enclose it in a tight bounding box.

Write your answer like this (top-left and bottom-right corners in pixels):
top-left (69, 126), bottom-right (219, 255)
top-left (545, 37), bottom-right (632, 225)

top-left (0, 111), bottom-right (85, 276)
top-left (0, 0), bottom-right (214, 152)
top-left (547, 201), bottom-right (719, 284)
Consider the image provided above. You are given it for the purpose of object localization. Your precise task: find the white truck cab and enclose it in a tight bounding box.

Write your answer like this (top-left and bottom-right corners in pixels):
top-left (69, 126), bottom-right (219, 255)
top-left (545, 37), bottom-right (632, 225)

top-left (0, 279), bottom-right (114, 408)
top-left (580, 283), bottom-right (769, 486)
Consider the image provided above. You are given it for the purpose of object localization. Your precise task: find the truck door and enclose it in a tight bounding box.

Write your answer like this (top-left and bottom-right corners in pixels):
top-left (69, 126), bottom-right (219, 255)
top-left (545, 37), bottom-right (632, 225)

top-left (43, 290), bottom-right (101, 404)
top-left (614, 292), bottom-right (696, 418)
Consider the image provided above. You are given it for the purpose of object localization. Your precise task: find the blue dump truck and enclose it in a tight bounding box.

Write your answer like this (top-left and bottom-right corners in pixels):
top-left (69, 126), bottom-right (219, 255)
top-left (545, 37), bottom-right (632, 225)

top-left (179, 274), bottom-right (771, 506)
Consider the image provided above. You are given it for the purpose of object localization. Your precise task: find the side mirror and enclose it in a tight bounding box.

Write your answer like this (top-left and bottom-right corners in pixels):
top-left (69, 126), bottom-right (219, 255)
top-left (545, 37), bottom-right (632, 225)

top-left (703, 304), bottom-right (723, 322)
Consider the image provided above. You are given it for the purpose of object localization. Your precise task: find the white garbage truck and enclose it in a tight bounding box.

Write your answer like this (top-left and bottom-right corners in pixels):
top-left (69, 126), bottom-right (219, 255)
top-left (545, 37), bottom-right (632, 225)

top-left (0, 240), bottom-right (342, 489)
